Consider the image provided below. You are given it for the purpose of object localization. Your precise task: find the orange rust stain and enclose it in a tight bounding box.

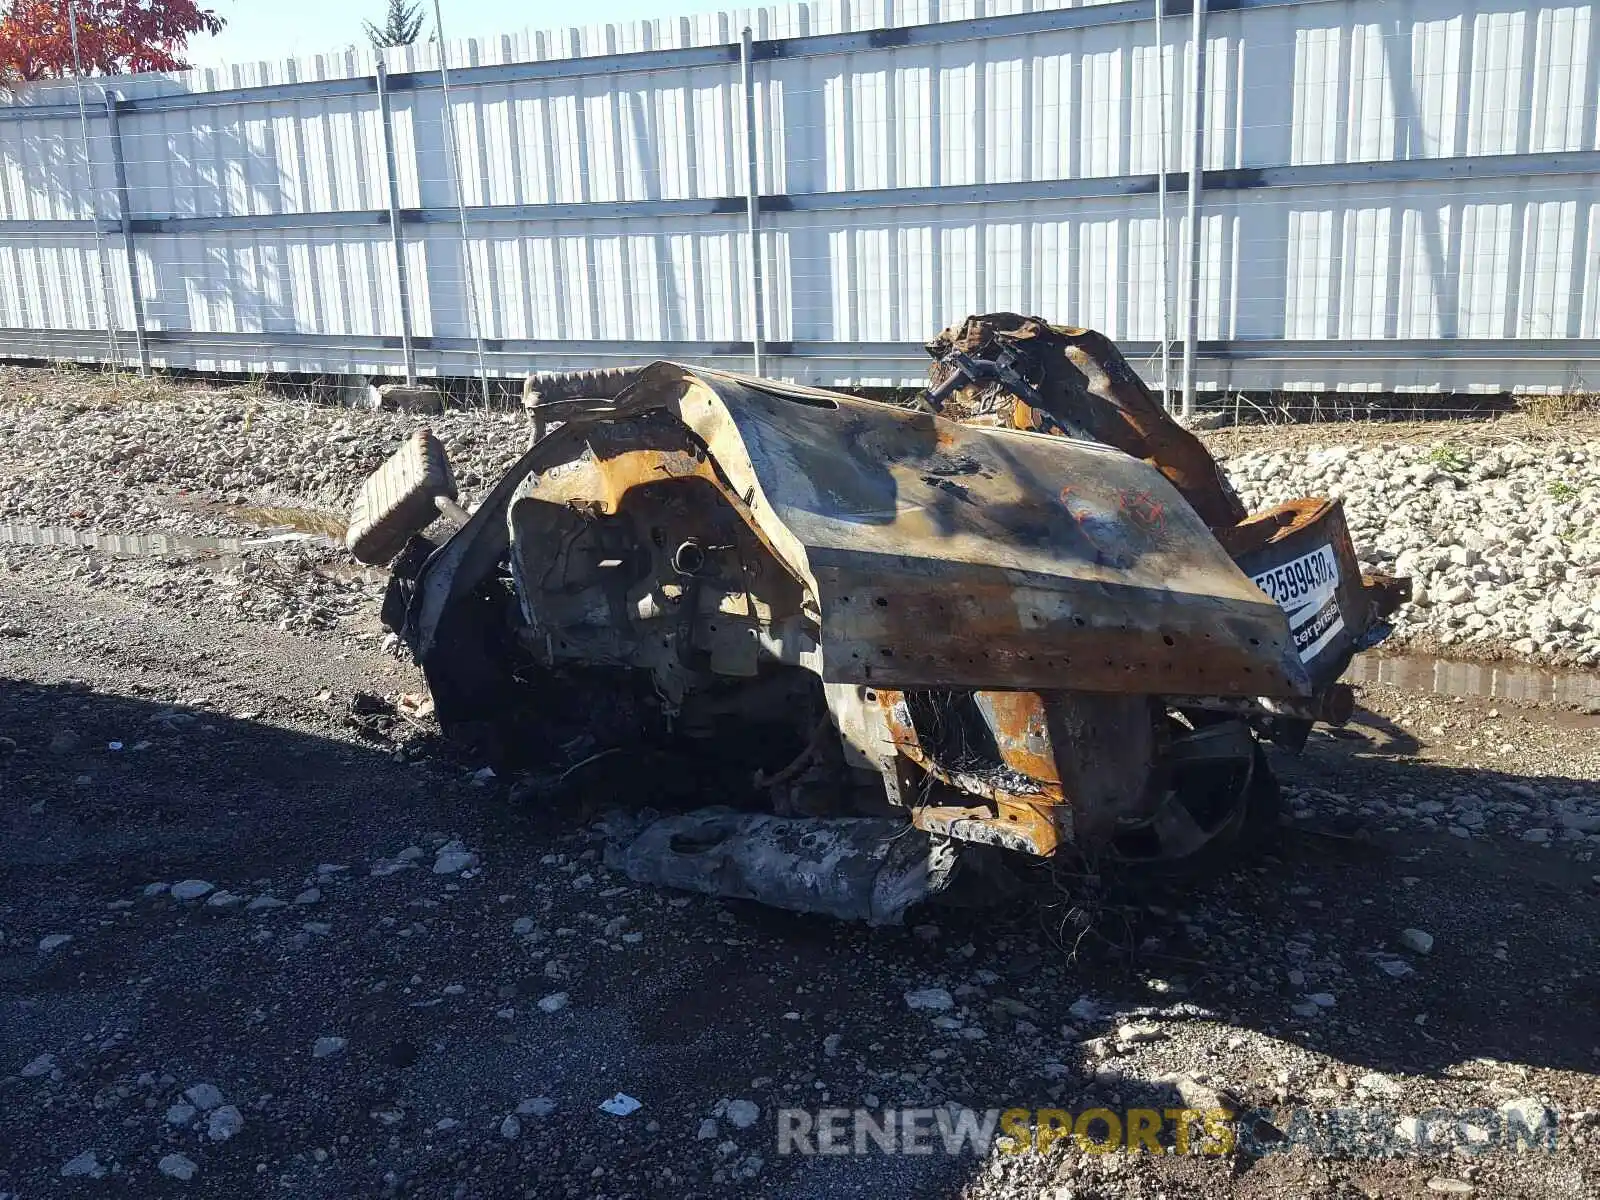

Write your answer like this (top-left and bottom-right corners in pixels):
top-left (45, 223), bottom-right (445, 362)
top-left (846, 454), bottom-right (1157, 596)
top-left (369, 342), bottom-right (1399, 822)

top-left (874, 687), bottom-right (1069, 854)
top-left (909, 797), bottom-right (1063, 856)
top-left (973, 690), bottom-right (1061, 785)
top-left (587, 448), bottom-right (718, 514)
top-left (1212, 496), bottom-right (1336, 558)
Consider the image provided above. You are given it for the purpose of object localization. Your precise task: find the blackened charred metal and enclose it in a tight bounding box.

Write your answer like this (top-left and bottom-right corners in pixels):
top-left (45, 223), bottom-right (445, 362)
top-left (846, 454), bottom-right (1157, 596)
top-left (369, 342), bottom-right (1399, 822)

top-left (347, 320), bottom-right (1407, 921)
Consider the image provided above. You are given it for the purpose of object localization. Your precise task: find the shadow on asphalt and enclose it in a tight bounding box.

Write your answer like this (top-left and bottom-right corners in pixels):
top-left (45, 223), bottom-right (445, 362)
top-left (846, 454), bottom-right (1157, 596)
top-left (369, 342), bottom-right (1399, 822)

top-left (3, 678), bottom-right (1597, 1196)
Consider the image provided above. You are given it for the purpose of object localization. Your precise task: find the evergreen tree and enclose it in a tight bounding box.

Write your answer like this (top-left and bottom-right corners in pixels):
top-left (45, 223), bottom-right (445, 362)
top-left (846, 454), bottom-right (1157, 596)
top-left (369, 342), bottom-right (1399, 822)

top-left (363, 0), bottom-right (424, 49)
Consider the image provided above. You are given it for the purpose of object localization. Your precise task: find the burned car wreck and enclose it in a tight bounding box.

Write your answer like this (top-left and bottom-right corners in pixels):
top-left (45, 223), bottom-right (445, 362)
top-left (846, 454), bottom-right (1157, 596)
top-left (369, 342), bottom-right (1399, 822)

top-left (348, 315), bottom-right (1407, 923)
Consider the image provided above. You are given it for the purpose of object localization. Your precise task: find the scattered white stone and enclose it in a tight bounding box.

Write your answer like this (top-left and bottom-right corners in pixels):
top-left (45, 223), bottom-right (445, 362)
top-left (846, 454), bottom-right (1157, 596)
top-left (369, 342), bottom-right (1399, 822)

top-left (38, 933), bottom-right (73, 952)
top-left (697, 1118), bottom-right (720, 1140)
top-left (246, 895), bottom-right (287, 911)
top-left (171, 880), bottom-right (214, 901)
top-left (600, 1093), bottom-right (642, 1117)
top-left (1499, 1096), bottom-right (1557, 1133)
top-left (158, 1152), bottom-right (198, 1181)
top-left (904, 987), bottom-right (955, 1012)
top-left (432, 849), bottom-right (478, 874)
top-left (516, 1096), bottom-right (555, 1118)
top-left (207, 1105), bottom-right (244, 1142)
top-left (21, 1052), bottom-right (55, 1078)
top-left (293, 887), bottom-right (322, 905)
top-left (312, 1036), bottom-right (347, 1059)
top-left (1117, 1022), bottom-right (1164, 1044)
top-left (500, 1114), bottom-right (522, 1140)
top-left (1399, 928), bottom-right (1435, 955)
top-left (1223, 438), bottom-right (1600, 666)
top-left (537, 991), bottom-right (570, 1014)
top-left (724, 1099), bottom-right (760, 1130)
top-left (205, 891), bottom-right (243, 909)
top-left (1171, 1076), bottom-right (1233, 1112)
top-left (143, 882), bottom-right (170, 897)
top-left (511, 917), bottom-right (536, 935)
top-left (1357, 1072), bottom-right (1404, 1099)
top-left (60, 1150), bottom-right (104, 1178)
top-left (165, 1103), bottom-right (196, 1126)
top-left (1306, 992), bottom-right (1337, 1008)
top-left (1068, 997), bottom-right (1100, 1022)
top-left (183, 1082), bottom-right (225, 1111)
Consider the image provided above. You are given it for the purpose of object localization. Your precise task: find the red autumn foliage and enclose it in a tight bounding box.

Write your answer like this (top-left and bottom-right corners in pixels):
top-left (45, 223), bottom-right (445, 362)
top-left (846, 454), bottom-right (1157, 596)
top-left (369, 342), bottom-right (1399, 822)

top-left (0, 0), bottom-right (223, 82)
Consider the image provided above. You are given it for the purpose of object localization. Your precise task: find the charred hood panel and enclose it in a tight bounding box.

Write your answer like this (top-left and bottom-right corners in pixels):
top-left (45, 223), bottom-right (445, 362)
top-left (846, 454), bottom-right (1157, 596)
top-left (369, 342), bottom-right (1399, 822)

top-left (648, 364), bottom-right (1310, 697)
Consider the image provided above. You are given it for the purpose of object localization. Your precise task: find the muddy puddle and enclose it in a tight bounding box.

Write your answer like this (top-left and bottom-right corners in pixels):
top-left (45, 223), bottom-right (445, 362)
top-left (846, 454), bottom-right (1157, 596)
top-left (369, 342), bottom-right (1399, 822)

top-left (1, 522), bottom-right (258, 563)
top-left (3, 510), bottom-right (1597, 710)
top-left (226, 505), bottom-right (348, 539)
top-left (1346, 652), bottom-right (1600, 711)
top-left (157, 496), bottom-right (350, 540)
top-left (0, 516), bottom-right (377, 583)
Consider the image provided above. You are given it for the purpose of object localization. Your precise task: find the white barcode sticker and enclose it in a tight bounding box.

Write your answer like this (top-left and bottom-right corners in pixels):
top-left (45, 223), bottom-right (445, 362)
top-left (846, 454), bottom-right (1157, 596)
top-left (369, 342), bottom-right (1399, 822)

top-left (1252, 543), bottom-right (1345, 662)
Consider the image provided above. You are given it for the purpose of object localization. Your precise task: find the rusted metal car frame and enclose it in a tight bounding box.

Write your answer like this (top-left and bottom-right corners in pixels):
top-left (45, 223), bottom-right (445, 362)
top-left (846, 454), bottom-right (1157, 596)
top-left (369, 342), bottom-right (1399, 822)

top-left (349, 320), bottom-right (1405, 920)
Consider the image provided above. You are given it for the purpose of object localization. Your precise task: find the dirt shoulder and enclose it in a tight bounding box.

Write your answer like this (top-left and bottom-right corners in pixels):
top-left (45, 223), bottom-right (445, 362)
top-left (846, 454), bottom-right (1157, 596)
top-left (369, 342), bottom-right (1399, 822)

top-left (2, 554), bottom-right (1598, 1199)
top-left (1200, 409), bottom-right (1600, 456)
top-left (1, 368), bottom-right (1598, 1197)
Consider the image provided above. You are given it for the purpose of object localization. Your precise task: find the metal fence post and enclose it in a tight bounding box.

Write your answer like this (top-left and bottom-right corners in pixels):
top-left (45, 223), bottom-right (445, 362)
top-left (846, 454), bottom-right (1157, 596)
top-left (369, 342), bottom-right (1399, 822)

top-left (66, 0), bottom-right (119, 369)
top-left (431, 0), bottom-right (491, 406)
top-left (104, 93), bottom-right (149, 376)
top-left (1179, 0), bottom-right (1207, 420)
top-left (740, 27), bottom-right (767, 377)
top-left (376, 62), bottom-right (419, 385)
top-left (1154, 0), bottom-right (1171, 412)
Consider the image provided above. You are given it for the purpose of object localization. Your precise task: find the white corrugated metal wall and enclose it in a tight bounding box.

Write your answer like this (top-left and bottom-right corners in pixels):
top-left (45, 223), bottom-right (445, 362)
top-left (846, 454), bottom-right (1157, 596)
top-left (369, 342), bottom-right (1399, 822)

top-left (1, 0), bottom-right (1599, 394)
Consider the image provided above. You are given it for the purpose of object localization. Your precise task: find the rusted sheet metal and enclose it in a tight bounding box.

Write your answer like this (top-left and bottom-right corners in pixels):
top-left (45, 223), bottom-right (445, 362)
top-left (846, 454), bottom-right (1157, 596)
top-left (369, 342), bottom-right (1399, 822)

top-left (909, 801), bottom-right (1063, 857)
top-left (927, 315), bottom-right (1246, 530)
top-left (971, 690), bottom-right (1061, 785)
top-left (873, 685), bottom-right (1160, 856)
top-left (359, 332), bottom-right (1420, 905)
top-left (610, 809), bottom-right (958, 926)
top-left (1214, 495), bottom-right (1407, 691)
top-left (644, 364), bottom-right (1310, 699)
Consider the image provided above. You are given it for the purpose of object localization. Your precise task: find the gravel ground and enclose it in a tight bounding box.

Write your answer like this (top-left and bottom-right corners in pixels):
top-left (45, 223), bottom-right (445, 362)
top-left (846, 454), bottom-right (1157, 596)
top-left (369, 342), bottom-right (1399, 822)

top-left (3, 367), bottom-right (1600, 1198)
top-left (1209, 415), bottom-right (1600, 668)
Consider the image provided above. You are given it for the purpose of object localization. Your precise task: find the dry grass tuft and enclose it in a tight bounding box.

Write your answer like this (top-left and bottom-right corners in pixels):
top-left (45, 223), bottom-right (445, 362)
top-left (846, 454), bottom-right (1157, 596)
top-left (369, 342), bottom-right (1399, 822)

top-left (1521, 390), bottom-right (1600, 422)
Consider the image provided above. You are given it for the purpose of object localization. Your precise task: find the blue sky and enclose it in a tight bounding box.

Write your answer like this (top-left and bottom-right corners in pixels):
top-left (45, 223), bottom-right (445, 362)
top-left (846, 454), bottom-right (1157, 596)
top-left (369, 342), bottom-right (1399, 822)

top-left (196, 0), bottom-right (723, 67)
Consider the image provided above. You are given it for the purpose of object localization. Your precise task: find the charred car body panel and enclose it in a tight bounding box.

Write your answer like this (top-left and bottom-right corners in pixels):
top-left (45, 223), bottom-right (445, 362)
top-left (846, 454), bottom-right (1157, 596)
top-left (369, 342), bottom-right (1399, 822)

top-left (353, 320), bottom-right (1406, 920)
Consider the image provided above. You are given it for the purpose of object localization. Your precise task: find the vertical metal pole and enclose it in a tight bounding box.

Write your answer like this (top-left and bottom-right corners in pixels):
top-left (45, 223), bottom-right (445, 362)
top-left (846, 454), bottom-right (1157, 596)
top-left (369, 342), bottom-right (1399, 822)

top-left (104, 93), bottom-right (149, 376)
top-left (431, 0), bottom-right (491, 406)
top-left (376, 63), bottom-right (418, 385)
top-left (67, 0), bottom-right (120, 370)
top-left (1154, 0), bottom-right (1171, 411)
top-left (1180, 0), bottom-right (1207, 420)
top-left (740, 27), bottom-right (767, 377)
